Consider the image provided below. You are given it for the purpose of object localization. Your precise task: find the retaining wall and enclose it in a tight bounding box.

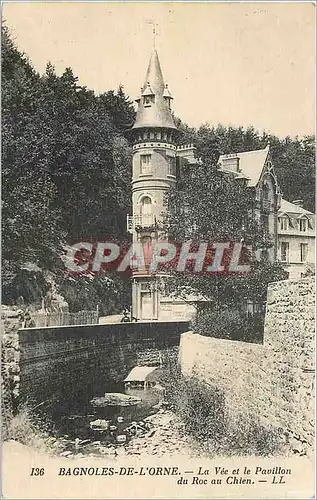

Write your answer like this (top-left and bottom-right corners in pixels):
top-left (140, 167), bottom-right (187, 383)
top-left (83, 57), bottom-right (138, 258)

top-left (179, 277), bottom-right (315, 456)
top-left (3, 320), bottom-right (189, 415)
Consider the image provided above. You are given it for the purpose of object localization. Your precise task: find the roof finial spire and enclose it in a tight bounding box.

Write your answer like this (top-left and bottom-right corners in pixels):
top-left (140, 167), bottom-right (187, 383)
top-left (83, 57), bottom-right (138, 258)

top-left (146, 19), bottom-right (158, 49)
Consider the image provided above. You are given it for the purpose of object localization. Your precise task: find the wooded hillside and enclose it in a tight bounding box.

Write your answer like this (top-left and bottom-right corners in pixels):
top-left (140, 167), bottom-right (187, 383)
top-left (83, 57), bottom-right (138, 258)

top-left (2, 25), bottom-right (315, 313)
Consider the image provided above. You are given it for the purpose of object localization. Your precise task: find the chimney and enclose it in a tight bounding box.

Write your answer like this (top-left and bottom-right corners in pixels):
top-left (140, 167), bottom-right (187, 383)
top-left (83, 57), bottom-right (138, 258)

top-left (292, 199), bottom-right (304, 208)
top-left (221, 153), bottom-right (240, 172)
top-left (176, 144), bottom-right (198, 164)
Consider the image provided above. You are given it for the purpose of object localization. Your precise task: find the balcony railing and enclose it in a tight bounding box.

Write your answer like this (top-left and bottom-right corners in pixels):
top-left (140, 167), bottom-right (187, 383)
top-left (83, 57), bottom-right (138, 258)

top-left (127, 214), bottom-right (156, 233)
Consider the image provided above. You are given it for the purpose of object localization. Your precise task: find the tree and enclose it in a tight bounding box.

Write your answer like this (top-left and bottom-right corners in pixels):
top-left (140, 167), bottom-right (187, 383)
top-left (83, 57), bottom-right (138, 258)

top-left (163, 157), bottom-right (287, 341)
top-left (2, 26), bottom-right (63, 303)
top-left (32, 64), bottom-right (133, 240)
top-left (2, 25), bottom-right (134, 310)
top-left (98, 84), bottom-right (135, 132)
top-left (58, 271), bottom-right (131, 316)
top-left (270, 135), bottom-right (315, 212)
top-left (175, 120), bottom-right (315, 212)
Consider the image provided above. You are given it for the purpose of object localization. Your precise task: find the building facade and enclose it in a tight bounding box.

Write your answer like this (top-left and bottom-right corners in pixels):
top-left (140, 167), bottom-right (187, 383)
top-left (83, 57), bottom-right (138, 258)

top-left (277, 199), bottom-right (315, 279)
top-left (127, 48), bottom-right (315, 321)
top-left (218, 146), bottom-right (282, 262)
top-left (127, 48), bottom-right (196, 321)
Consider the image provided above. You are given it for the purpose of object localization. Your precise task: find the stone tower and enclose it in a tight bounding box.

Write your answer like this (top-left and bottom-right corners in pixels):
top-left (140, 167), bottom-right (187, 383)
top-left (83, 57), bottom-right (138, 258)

top-left (127, 48), bottom-right (179, 321)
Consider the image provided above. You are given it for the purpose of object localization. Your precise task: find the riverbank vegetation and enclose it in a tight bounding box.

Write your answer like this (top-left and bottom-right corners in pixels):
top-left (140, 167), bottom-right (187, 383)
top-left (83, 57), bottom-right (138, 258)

top-left (160, 364), bottom-right (285, 457)
top-left (6, 403), bottom-right (56, 453)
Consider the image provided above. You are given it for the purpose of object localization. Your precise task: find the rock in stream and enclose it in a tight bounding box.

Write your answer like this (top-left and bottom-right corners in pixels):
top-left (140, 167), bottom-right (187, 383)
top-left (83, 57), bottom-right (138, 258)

top-left (90, 392), bottom-right (142, 407)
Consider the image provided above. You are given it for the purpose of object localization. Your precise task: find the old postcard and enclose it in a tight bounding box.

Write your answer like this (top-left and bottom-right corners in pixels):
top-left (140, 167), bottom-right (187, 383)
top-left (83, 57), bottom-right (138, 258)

top-left (1, 2), bottom-right (315, 499)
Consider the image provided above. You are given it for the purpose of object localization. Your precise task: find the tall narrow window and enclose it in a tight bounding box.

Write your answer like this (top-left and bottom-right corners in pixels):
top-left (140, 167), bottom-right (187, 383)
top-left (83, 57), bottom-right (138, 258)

top-left (262, 183), bottom-right (270, 212)
top-left (299, 218), bottom-right (307, 232)
top-left (280, 217), bottom-right (289, 230)
top-left (140, 196), bottom-right (153, 226)
top-left (141, 196), bottom-right (152, 214)
top-left (300, 243), bottom-right (308, 262)
top-left (141, 235), bottom-right (152, 267)
top-left (280, 242), bottom-right (289, 262)
top-left (140, 154), bottom-right (152, 175)
top-left (167, 156), bottom-right (176, 176)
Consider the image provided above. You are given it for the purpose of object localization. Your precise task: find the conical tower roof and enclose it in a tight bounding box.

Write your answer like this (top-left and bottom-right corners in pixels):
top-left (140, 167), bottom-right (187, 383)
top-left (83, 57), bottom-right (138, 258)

top-left (132, 49), bottom-right (177, 130)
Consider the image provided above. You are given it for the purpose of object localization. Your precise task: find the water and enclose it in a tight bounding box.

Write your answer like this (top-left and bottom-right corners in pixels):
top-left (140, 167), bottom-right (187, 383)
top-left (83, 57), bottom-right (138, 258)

top-left (52, 382), bottom-right (161, 450)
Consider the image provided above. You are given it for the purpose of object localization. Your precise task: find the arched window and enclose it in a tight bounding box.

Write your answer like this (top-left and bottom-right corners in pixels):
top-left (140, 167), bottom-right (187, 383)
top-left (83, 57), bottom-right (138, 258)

top-left (141, 235), bottom-right (152, 244)
top-left (139, 196), bottom-right (153, 226)
top-left (140, 196), bottom-right (152, 214)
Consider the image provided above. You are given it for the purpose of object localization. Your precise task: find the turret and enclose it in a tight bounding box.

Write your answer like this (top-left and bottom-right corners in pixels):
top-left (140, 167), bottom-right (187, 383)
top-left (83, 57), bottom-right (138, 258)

top-left (127, 48), bottom-right (179, 238)
top-left (128, 47), bottom-right (179, 321)
top-left (130, 48), bottom-right (178, 143)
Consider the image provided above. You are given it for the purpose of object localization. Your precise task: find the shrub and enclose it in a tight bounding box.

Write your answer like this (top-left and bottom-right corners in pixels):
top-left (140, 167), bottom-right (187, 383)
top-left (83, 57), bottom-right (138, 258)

top-left (7, 403), bottom-right (55, 453)
top-left (192, 307), bottom-right (264, 344)
top-left (222, 415), bottom-right (285, 457)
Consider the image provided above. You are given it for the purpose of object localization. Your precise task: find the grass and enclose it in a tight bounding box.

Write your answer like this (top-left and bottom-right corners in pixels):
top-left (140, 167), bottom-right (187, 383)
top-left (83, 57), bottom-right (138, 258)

top-left (160, 360), bottom-right (286, 457)
top-left (5, 403), bottom-right (57, 454)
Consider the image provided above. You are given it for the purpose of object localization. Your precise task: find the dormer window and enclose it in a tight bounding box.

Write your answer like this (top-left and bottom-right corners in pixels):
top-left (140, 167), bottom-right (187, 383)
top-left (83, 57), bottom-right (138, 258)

top-left (164, 97), bottom-right (172, 110)
top-left (280, 217), bottom-right (289, 230)
top-left (143, 95), bottom-right (155, 106)
top-left (299, 218), bottom-right (307, 232)
top-left (163, 84), bottom-right (173, 110)
top-left (308, 218), bottom-right (314, 230)
top-left (142, 82), bottom-right (155, 107)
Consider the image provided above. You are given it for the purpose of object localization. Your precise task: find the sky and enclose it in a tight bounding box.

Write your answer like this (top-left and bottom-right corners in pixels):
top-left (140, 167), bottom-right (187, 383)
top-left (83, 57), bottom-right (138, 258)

top-left (3, 2), bottom-right (315, 138)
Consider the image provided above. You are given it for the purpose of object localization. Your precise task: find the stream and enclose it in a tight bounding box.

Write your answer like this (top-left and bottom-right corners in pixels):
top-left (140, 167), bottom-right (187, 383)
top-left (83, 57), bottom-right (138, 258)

top-left (49, 381), bottom-right (163, 457)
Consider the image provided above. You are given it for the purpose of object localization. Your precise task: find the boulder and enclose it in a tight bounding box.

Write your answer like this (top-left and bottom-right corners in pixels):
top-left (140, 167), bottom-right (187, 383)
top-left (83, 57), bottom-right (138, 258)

top-left (90, 393), bottom-right (141, 407)
top-left (89, 419), bottom-right (110, 431)
top-left (116, 435), bottom-right (127, 444)
top-left (60, 450), bottom-right (72, 457)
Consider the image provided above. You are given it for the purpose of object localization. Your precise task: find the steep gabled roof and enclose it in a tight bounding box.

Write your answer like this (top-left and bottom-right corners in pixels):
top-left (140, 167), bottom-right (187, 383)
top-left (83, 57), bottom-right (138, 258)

top-left (132, 49), bottom-right (177, 130)
top-left (218, 146), bottom-right (269, 187)
top-left (279, 199), bottom-right (314, 215)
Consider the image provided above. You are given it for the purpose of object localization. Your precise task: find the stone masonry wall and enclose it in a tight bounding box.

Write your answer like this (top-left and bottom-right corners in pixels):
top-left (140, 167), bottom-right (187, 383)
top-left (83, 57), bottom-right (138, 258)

top-left (179, 334), bottom-right (265, 422)
top-left (14, 321), bottom-right (189, 414)
top-left (264, 277), bottom-right (315, 455)
top-left (179, 277), bottom-right (315, 456)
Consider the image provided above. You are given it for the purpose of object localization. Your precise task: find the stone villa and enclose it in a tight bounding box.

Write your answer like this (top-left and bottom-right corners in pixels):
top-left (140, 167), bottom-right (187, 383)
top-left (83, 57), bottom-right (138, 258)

top-left (277, 198), bottom-right (315, 279)
top-left (127, 48), bottom-right (315, 321)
